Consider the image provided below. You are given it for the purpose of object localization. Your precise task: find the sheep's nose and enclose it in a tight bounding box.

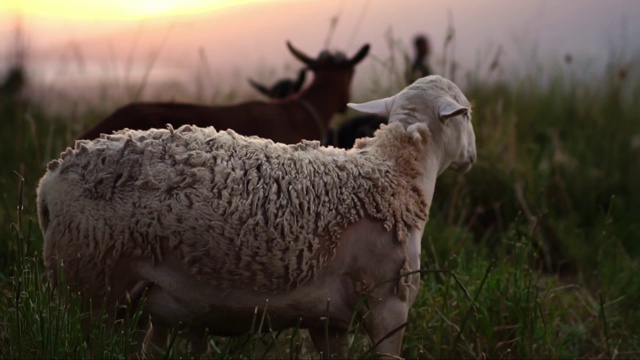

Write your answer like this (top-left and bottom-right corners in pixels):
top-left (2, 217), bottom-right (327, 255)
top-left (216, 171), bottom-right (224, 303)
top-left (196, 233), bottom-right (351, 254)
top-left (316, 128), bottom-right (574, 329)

top-left (469, 154), bottom-right (476, 164)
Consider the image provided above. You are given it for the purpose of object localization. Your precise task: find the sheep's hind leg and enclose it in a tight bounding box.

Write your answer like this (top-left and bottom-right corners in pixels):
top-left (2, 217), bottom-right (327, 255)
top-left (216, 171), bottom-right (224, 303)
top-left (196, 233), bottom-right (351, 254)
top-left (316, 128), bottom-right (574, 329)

top-left (308, 327), bottom-right (348, 359)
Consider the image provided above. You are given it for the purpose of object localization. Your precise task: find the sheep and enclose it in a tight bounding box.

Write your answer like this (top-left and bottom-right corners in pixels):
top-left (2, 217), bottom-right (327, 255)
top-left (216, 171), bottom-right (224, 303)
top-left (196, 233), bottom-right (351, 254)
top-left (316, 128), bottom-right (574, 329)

top-left (77, 42), bottom-right (370, 144)
top-left (248, 67), bottom-right (307, 99)
top-left (38, 74), bottom-right (476, 358)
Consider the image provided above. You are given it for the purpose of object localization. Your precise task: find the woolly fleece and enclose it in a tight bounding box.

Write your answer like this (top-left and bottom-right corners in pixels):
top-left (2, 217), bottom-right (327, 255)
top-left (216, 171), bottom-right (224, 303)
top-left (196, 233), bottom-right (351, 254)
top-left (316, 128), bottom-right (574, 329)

top-left (38, 122), bottom-right (430, 293)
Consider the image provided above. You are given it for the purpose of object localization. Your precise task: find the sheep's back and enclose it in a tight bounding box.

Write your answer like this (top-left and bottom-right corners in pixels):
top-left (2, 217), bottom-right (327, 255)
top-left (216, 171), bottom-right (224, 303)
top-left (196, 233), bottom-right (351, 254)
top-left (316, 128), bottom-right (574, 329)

top-left (39, 125), bottom-right (428, 292)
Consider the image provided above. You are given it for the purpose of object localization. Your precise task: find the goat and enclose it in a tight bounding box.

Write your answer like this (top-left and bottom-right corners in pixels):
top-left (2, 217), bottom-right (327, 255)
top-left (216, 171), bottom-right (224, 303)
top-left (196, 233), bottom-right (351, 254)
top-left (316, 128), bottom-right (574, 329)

top-left (405, 34), bottom-right (433, 85)
top-left (77, 42), bottom-right (370, 144)
top-left (246, 69), bottom-right (387, 149)
top-left (324, 114), bottom-right (387, 148)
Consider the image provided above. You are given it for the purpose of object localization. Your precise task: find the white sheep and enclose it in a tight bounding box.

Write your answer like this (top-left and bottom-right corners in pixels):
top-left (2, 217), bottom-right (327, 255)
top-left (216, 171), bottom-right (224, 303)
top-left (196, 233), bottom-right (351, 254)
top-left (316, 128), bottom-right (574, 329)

top-left (37, 75), bottom-right (476, 358)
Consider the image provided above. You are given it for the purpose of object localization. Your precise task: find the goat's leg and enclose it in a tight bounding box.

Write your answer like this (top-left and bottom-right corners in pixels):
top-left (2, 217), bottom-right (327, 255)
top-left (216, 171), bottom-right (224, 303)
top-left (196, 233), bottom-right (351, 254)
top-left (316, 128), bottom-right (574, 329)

top-left (362, 297), bottom-right (409, 358)
top-left (308, 326), bottom-right (348, 359)
top-left (187, 328), bottom-right (208, 354)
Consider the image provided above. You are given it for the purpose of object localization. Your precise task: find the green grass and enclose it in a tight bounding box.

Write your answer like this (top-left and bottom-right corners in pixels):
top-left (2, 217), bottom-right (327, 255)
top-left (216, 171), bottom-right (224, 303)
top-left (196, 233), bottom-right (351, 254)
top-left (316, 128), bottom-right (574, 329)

top-left (1, 46), bottom-right (639, 358)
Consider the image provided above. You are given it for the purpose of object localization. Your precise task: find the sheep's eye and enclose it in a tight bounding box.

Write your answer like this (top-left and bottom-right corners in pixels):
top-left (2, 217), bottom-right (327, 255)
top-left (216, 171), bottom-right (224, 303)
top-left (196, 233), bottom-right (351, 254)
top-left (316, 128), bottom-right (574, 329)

top-left (462, 113), bottom-right (470, 121)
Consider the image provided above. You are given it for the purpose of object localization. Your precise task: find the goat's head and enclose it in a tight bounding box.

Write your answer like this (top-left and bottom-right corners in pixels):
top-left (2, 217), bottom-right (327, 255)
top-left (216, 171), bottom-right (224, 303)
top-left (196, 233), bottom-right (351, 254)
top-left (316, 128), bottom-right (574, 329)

top-left (247, 68), bottom-right (307, 100)
top-left (347, 75), bottom-right (476, 174)
top-left (287, 41), bottom-right (370, 112)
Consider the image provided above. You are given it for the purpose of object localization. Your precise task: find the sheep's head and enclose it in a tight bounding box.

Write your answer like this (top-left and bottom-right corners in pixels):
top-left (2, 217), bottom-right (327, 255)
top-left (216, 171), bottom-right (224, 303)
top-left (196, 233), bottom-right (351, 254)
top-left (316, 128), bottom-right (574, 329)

top-left (347, 75), bottom-right (476, 174)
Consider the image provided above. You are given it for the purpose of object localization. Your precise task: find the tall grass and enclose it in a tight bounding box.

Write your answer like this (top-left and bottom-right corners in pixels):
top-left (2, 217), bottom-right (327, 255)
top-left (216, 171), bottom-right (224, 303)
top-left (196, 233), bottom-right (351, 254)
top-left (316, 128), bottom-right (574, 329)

top-left (1, 33), bottom-right (639, 358)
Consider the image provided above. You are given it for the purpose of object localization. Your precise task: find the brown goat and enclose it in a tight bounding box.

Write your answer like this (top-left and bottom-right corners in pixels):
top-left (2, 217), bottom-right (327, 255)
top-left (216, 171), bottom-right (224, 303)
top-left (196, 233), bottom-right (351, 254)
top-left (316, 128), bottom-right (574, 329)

top-left (77, 42), bottom-right (370, 143)
top-left (246, 68), bottom-right (387, 149)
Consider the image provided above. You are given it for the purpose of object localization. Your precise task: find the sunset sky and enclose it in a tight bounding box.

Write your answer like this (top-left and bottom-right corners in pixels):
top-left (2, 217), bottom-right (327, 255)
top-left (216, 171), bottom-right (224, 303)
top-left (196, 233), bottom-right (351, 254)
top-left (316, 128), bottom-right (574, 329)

top-left (1, 0), bottom-right (639, 97)
top-left (1, 0), bottom-right (265, 19)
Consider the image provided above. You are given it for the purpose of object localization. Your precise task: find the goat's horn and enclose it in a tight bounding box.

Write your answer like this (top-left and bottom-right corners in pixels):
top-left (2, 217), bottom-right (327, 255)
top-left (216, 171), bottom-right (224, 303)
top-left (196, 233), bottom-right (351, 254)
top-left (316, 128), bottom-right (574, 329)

top-left (348, 44), bottom-right (371, 66)
top-left (247, 78), bottom-right (272, 97)
top-left (287, 41), bottom-right (315, 65)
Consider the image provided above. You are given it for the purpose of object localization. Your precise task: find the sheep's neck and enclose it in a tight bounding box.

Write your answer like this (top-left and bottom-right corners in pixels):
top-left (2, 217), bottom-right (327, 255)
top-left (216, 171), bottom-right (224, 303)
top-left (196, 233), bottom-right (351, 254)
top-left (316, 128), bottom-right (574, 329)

top-left (415, 148), bottom-right (442, 211)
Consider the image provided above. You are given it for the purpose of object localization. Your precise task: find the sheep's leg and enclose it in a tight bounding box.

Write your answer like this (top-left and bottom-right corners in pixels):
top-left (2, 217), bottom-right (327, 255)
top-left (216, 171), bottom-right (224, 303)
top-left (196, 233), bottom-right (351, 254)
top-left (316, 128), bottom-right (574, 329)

top-left (143, 285), bottom-right (209, 354)
top-left (308, 327), bottom-right (348, 359)
top-left (362, 297), bottom-right (409, 358)
top-left (115, 282), bottom-right (170, 357)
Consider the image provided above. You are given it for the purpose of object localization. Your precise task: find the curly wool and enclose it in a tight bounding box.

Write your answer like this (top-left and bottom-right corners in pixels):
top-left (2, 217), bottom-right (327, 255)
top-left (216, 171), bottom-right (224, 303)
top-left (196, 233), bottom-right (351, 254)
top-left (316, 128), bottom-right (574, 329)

top-left (42, 123), bottom-right (430, 292)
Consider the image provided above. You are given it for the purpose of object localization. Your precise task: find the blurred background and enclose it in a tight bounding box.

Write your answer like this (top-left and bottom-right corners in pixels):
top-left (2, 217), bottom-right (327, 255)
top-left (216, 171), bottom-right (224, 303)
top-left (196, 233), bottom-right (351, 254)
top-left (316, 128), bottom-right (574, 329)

top-left (1, 1), bottom-right (640, 358)
top-left (2, 0), bottom-right (639, 100)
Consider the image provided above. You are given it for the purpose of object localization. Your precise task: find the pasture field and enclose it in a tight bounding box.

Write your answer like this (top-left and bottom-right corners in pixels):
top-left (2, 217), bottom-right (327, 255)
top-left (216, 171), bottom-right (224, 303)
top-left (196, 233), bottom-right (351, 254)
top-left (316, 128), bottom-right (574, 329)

top-left (0, 49), bottom-right (639, 359)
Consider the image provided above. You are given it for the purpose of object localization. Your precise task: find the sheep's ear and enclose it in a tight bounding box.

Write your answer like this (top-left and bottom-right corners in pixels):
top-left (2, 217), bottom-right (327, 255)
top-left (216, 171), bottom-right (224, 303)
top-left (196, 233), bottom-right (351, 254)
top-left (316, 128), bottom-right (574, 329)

top-left (348, 96), bottom-right (394, 117)
top-left (439, 98), bottom-right (469, 121)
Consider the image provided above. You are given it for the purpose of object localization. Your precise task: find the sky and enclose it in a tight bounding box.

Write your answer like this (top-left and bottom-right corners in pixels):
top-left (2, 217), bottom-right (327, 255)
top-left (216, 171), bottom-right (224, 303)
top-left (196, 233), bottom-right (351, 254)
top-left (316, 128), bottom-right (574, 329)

top-left (1, 0), bottom-right (263, 20)
top-left (1, 0), bottom-right (639, 98)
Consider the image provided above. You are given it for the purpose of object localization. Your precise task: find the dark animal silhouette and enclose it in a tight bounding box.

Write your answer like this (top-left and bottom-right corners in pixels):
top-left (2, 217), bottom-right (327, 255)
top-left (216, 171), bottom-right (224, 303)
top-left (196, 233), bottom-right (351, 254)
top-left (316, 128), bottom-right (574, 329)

top-left (248, 68), bottom-right (307, 99)
top-left (248, 66), bottom-right (387, 149)
top-left (77, 42), bottom-right (370, 144)
top-left (406, 34), bottom-right (432, 84)
top-left (324, 114), bottom-right (387, 149)
top-left (0, 66), bottom-right (26, 99)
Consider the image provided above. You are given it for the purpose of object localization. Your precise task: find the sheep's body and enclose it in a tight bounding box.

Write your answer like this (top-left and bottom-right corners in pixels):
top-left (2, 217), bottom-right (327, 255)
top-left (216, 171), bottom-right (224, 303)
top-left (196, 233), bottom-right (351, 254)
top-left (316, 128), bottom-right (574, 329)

top-left (38, 75), bottom-right (476, 358)
top-left (41, 124), bottom-right (427, 294)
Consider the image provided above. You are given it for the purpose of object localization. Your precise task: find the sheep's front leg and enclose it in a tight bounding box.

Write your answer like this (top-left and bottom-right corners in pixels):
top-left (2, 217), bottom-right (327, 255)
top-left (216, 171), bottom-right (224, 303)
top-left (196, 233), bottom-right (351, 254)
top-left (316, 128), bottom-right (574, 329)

top-left (362, 297), bottom-right (410, 358)
top-left (308, 326), bottom-right (348, 359)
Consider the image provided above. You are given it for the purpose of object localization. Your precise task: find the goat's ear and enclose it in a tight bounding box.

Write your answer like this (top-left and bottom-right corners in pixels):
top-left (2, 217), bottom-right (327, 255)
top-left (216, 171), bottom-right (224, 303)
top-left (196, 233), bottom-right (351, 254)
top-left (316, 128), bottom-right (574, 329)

top-left (248, 79), bottom-right (272, 98)
top-left (348, 96), bottom-right (394, 117)
top-left (439, 98), bottom-right (469, 122)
